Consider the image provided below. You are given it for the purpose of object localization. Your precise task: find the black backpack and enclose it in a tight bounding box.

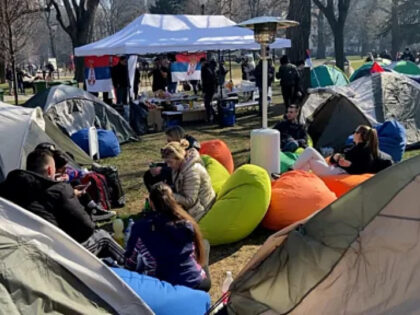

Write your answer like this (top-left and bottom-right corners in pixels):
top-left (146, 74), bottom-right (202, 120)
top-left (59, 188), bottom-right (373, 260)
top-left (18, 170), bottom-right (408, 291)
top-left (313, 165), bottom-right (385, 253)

top-left (92, 163), bottom-right (125, 208)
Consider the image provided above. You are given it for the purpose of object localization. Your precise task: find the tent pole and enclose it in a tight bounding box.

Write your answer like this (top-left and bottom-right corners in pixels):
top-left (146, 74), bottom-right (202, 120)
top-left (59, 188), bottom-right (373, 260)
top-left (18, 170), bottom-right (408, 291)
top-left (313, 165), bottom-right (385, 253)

top-left (229, 51), bottom-right (232, 81)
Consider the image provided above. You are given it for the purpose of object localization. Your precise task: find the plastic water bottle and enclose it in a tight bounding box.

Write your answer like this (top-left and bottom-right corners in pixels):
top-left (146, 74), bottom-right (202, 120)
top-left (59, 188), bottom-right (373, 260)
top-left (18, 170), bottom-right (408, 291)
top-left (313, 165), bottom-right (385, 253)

top-left (221, 271), bottom-right (233, 304)
top-left (124, 219), bottom-right (135, 248)
top-left (112, 218), bottom-right (124, 247)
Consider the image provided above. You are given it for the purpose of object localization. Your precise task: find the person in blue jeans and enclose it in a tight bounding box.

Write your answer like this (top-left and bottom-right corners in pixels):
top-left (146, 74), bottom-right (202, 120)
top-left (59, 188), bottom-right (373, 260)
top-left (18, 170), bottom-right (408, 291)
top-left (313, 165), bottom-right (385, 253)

top-left (273, 105), bottom-right (307, 153)
top-left (125, 183), bottom-right (211, 291)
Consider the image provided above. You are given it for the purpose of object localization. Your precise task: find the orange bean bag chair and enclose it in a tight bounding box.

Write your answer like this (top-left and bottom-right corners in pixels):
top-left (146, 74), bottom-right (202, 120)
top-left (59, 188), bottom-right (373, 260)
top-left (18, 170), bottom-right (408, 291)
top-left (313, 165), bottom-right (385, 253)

top-left (199, 139), bottom-right (234, 174)
top-left (262, 170), bottom-right (337, 230)
top-left (320, 174), bottom-right (373, 198)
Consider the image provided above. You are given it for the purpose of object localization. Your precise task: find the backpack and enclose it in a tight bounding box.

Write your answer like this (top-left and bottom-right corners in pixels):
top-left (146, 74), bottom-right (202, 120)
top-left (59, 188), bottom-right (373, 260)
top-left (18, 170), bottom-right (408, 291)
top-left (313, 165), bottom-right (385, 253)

top-left (81, 173), bottom-right (112, 210)
top-left (92, 163), bottom-right (126, 208)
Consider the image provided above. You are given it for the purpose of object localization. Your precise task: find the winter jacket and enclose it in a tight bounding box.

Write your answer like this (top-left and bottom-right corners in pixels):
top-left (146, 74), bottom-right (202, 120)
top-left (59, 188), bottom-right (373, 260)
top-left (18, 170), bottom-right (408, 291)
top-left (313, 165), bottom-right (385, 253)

top-left (273, 119), bottom-right (308, 149)
top-left (125, 212), bottom-right (205, 288)
top-left (111, 63), bottom-right (130, 88)
top-left (330, 143), bottom-right (375, 175)
top-left (172, 149), bottom-right (215, 221)
top-left (255, 62), bottom-right (275, 89)
top-left (0, 170), bottom-right (95, 243)
top-left (276, 63), bottom-right (300, 88)
top-left (201, 62), bottom-right (217, 94)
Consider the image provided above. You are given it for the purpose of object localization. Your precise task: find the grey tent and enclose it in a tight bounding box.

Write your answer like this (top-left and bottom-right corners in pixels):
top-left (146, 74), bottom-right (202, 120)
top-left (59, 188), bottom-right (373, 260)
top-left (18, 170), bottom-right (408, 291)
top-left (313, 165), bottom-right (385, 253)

top-left (0, 102), bottom-right (92, 177)
top-left (224, 154), bottom-right (420, 314)
top-left (301, 72), bottom-right (420, 150)
top-left (0, 197), bottom-right (153, 314)
top-left (24, 85), bottom-right (136, 143)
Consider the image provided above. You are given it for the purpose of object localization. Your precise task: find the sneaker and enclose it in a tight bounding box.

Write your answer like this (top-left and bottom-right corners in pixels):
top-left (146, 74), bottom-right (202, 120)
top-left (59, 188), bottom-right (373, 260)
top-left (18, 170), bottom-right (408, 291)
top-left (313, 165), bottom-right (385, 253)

top-left (271, 172), bottom-right (281, 180)
top-left (91, 206), bottom-right (116, 222)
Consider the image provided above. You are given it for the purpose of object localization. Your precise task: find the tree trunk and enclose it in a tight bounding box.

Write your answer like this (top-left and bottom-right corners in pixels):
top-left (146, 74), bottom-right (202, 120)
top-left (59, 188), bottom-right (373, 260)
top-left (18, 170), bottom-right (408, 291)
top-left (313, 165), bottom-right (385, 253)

top-left (286, 0), bottom-right (311, 64)
top-left (316, 12), bottom-right (326, 59)
top-left (6, 21), bottom-right (18, 104)
top-left (391, 0), bottom-right (400, 60)
top-left (0, 60), bottom-right (5, 84)
top-left (334, 23), bottom-right (345, 71)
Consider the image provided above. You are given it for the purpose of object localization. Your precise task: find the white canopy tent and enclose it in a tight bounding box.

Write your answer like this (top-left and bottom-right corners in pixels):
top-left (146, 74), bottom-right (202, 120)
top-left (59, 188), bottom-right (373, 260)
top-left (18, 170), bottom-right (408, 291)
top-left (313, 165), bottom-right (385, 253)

top-left (75, 14), bottom-right (291, 56)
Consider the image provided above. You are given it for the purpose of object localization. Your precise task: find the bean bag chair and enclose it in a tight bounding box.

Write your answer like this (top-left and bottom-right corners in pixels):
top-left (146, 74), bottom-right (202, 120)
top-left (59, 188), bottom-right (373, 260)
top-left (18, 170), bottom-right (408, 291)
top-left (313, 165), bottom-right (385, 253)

top-left (201, 155), bottom-right (230, 195)
top-left (280, 151), bottom-right (298, 173)
top-left (111, 268), bottom-right (211, 315)
top-left (199, 164), bottom-right (271, 245)
top-left (200, 140), bottom-right (234, 174)
top-left (295, 137), bottom-right (313, 155)
top-left (320, 173), bottom-right (373, 198)
top-left (262, 170), bottom-right (336, 230)
top-left (71, 128), bottom-right (121, 158)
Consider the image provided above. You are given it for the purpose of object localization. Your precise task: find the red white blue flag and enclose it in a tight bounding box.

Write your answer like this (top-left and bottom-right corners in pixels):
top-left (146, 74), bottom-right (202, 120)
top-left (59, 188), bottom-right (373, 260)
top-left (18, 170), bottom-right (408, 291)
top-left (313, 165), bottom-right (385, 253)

top-left (171, 52), bottom-right (206, 82)
top-left (84, 56), bottom-right (118, 92)
top-left (305, 49), bottom-right (313, 68)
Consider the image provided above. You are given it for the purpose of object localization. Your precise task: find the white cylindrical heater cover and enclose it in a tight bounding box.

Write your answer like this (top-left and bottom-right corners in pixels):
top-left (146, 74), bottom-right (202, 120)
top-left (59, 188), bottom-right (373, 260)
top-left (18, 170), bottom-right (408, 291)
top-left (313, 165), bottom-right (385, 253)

top-left (250, 128), bottom-right (280, 175)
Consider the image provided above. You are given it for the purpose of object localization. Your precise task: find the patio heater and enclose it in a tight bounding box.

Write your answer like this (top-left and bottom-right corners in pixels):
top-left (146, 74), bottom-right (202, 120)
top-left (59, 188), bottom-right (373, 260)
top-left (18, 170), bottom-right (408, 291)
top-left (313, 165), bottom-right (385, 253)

top-left (238, 17), bottom-right (298, 175)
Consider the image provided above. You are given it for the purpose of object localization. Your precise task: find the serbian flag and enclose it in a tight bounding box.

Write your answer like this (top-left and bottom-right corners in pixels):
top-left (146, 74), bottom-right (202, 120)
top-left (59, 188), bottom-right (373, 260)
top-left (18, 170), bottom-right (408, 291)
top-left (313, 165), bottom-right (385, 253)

top-left (304, 49), bottom-right (313, 68)
top-left (171, 52), bottom-right (206, 82)
top-left (84, 56), bottom-right (118, 92)
top-left (370, 61), bottom-right (385, 74)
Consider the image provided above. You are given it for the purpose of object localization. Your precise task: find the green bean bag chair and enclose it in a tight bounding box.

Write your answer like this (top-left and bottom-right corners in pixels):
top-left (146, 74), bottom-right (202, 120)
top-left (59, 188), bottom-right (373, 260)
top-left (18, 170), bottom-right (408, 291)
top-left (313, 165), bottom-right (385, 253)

top-left (280, 151), bottom-right (298, 173)
top-left (201, 155), bottom-right (230, 196)
top-left (199, 164), bottom-right (271, 245)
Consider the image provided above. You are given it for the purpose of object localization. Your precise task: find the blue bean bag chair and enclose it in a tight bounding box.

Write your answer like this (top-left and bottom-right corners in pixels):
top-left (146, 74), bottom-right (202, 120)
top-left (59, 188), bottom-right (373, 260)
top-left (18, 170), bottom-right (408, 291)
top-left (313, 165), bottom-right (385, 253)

top-left (345, 120), bottom-right (406, 162)
top-left (71, 128), bottom-right (121, 158)
top-left (111, 268), bottom-right (211, 315)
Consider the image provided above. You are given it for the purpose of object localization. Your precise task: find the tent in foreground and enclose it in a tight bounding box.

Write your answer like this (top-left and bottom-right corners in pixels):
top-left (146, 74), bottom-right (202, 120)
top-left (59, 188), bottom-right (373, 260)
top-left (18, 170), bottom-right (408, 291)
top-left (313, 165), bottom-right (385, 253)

top-left (75, 14), bottom-right (291, 56)
top-left (300, 72), bottom-right (420, 150)
top-left (224, 154), bottom-right (420, 314)
top-left (0, 102), bottom-right (92, 177)
top-left (23, 85), bottom-right (136, 143)
top-left (0, 197), bottom-right (153, 314)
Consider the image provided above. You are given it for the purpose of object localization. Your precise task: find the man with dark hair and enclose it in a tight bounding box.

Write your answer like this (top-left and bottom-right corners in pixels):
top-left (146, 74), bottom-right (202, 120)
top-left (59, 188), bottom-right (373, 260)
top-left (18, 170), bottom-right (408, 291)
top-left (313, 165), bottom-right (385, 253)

top-left (276, 55), bottom-right (300, 109)
top-left (0, 149), bottom-right (125, 264)
top-left (273, 105), bottom-right (308, 153)
top-left (200, 58), bottom-right (217, 123)
top-left (148, 57), bottom-right (169, 92)
top-left (111, 56), bottom-right (130, 104)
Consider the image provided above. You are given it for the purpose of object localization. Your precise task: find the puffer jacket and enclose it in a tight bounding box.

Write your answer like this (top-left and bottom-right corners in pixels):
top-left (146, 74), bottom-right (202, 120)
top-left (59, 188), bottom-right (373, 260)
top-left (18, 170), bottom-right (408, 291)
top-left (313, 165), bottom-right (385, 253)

top-left (172, 149), bottom-right (215, 221)
top-left (0, 170), bottom-right (95, 243)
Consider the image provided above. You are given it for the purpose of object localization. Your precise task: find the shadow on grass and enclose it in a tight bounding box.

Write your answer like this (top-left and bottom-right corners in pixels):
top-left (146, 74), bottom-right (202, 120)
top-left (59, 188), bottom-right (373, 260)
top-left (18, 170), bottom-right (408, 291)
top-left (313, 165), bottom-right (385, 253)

top-left (209, 226), bottom-right (273, 265)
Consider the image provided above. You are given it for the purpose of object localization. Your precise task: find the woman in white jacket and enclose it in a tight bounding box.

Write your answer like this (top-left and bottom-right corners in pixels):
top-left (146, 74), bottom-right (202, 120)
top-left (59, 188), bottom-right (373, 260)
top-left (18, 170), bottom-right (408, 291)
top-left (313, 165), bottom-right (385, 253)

top-left (161, 140), bottom-right (215, 221)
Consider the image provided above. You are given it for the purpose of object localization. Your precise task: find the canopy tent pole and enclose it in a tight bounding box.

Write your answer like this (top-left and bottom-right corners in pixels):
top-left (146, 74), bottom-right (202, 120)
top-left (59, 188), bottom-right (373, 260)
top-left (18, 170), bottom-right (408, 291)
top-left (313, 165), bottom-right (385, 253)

top-left (229, 51), bottom-right (232, 81)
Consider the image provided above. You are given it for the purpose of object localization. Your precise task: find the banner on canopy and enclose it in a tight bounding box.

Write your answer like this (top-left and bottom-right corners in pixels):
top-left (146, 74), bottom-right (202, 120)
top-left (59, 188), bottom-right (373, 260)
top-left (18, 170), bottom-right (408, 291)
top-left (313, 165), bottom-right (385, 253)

top-left (84, 56), bottom-right (119, 92)
top-left (171, 52), bottom-right (206, 82)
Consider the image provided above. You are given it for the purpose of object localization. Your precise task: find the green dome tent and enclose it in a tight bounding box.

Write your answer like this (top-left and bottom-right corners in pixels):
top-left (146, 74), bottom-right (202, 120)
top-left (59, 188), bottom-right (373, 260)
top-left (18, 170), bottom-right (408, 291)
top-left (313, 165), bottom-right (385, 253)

top-left (389, 60), bottom-right (420, 76)
top-left (310, 65), bottom-right (349, 88)
top-left (349, 61), bottom-right (390, 82)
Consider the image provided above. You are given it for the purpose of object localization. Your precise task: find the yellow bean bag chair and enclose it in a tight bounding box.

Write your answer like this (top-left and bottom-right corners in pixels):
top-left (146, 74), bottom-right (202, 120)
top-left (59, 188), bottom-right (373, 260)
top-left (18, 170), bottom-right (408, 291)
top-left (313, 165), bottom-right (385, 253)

top-left (320, 173), bottom-right (373, 198)
top-left (262, 170), bottom-right (336, 230)
top-left (201, 155), bottom-right (230, 196)
top-left (199, 164), bottom-right (271, 245)
top-left (200, 140), bottom-right (234, 174)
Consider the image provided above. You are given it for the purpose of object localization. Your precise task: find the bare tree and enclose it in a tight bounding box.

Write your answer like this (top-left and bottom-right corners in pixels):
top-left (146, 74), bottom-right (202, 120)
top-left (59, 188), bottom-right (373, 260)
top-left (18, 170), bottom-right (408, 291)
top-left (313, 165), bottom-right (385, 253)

top-left (49, 0), bottom-right (100, 82)
top-left (0, 0), bottom-right (42, 104)
top-left (313, 0), bottom-right (351, 70)
top-left (316, 10), bottom-right (326, 59)
top-left (286, 0), bottom-right (311, 64)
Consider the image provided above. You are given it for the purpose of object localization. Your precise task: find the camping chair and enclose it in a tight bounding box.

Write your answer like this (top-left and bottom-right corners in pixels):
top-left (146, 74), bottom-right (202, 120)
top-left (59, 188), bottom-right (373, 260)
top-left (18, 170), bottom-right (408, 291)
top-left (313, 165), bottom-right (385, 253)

top-left (88, 126), bottom-right (100, 160)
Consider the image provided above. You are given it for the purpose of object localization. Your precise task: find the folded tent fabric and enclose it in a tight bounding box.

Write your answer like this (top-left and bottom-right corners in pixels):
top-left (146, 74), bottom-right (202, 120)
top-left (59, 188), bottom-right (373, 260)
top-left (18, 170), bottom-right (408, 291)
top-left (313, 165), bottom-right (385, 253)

top-left (71, 128), bottom-right (121, 158)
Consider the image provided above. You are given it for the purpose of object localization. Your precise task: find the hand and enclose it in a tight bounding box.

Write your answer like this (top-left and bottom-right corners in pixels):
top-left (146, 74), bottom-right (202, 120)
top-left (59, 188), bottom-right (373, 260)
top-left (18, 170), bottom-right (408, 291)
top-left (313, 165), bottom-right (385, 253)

top-left (338, 158), bottom-right (352, 168)
top-left (55, 173), bottom-right (69, 182)
top-left (150, 166), bottom-right (162, 176)
top-left (74, 189), bottom-right (85, 198)
top-left (333, 153), bottom-right (342, 162)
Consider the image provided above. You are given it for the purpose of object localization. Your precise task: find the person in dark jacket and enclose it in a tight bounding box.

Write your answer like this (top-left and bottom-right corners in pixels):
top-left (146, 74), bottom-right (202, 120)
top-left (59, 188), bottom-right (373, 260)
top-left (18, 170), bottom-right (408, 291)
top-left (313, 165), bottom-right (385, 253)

top-left (255, 58), bottom-right (275, 115)
top-left (143, 126), bottom-right (200, 192)
top-left (111, 56), bottom-right (130, 104)
top-left (273, 105), bottom-right (307, 152)
top-left (125, 183), bottom-right (211, 291)
top-left (0, 149), bottom-right (125, 264)
top-left (148, 57), bottom-right (169, 93)
top-left (200, 58), bottom-right (217, 123)
top-left (293, 125), bottom-right (379, 176)
top-left (276, 55), bottom-right (300, 109)
top-left (241, 56), bottom-right (255, 81)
